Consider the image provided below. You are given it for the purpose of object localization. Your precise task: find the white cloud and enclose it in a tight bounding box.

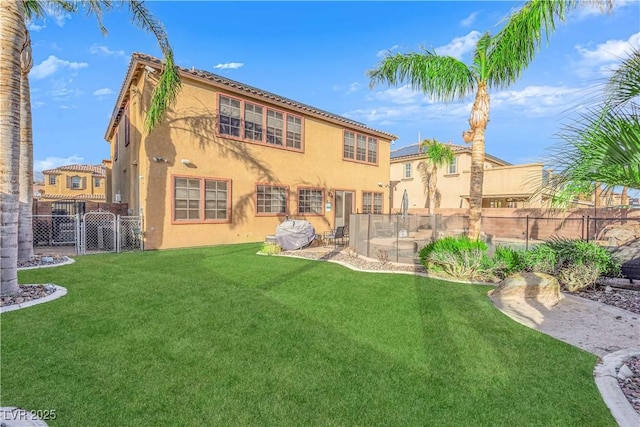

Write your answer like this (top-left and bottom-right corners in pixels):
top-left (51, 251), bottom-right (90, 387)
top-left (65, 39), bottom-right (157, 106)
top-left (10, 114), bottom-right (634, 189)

top-left (35, 155), bottom-right (85, 172)
top-left (369, 85), bottom-right (430, 105)
top-left (31, 55), bottom-right (88, 80)
top-left (572, 0), bottom-right (633, 21)
top-left (27, 22), bottom-right (46, 32)
top-left (48, 79), bottom-right (83, 102)
top-left (32, 101), bottom-right (45, 108)
top-left (435, 31), bottom-right (482, 60)
top-left (213, 62), bottom-right (244, 70)
top-left (460, 12), bottom-right (479, 27)
top-left (89, 45), bottom-right (125, 57)
top-left (51, 11), bottom-right (71, 27)
top-left (492, 85), bottom-right (586, 116)
top-left (93, 88), bottom-right (113, 97)
top-left (376, 44), bottom-right (400, 58)
top-left (573, 32), bottom-right (640, 78)
top-left (347, 82), bottom-right (361, 94)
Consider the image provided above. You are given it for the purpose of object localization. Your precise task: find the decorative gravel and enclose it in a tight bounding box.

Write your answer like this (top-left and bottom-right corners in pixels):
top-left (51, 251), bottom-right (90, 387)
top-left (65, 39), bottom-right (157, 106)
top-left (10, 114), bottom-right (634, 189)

top-left (0, 284), bottom-right (57, 307)
top-left (618, 355), bottom-right (640, 414)
top-left (17, 255), bottom-right (69, 269)
top-left (576, 286), bottom-right (640, 316)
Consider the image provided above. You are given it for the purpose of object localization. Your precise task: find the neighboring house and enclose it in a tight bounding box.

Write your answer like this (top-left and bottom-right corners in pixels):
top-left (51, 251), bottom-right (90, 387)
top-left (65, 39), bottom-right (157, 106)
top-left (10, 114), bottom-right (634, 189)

top-left (390, 143), bottom-right (551, 212)
top-left (104, 53), bottom-right (396, 250)
top-left (40, 163), bottom-right (106, 204)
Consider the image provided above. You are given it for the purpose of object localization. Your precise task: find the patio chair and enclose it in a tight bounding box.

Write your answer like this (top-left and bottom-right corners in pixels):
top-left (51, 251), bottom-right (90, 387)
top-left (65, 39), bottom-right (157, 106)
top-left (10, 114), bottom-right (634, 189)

top-left (324, 225), bottom-right (348, 247)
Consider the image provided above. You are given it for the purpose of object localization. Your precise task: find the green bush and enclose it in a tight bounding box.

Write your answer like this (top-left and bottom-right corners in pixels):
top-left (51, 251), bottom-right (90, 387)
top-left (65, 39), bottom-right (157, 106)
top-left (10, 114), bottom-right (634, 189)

top-left (419, 236), bottom-right (492, 281)
top-left (491, 246), bottom-right (523, 279)
top-left (545, 238), bottom-right (621, 278)
top-left (520, 244), bottom-right (557, 274)
top-left (557, 263), bottom-right (602, 292)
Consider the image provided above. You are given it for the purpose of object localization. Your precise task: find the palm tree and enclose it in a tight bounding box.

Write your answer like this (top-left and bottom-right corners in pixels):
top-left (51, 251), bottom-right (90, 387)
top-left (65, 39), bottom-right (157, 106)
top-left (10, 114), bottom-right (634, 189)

top-left (546, 46), bottom-right (640, 200)
top-left (417, 139), bottom-right (454, 214)
top-left (18, 27), bottom-right (34, 261)
top-left (0, 1), bottom-right (26, 295)
top-left (1, 0), bottom-right (181, 295)
top-left (369, 0), bottom-right (611, 239)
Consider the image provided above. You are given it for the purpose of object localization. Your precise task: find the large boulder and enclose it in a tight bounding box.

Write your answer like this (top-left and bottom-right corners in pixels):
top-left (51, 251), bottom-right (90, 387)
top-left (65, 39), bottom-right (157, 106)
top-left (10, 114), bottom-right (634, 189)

top-left (490, 272), bottom-right (563, 308)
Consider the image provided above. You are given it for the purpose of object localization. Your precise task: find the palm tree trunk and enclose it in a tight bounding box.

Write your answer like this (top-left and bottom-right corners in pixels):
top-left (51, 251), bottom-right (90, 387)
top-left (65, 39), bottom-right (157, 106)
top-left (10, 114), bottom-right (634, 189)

top-left (428, 164), bottom-right (437, 214)
top-left (467, 81), bottom-right (489, 240)
top-left (18, 28), bottom-right (34, 261)
top-left (0, 1), bottom-right (25, 295)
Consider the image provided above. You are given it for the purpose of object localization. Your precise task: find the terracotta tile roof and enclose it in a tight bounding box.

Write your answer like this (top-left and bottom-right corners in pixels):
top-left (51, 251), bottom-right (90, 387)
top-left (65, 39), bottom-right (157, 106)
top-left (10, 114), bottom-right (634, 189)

top-left (42, 164), bottom-right (106, 177)
top-left (106, 52), bottom-right (397, 141)
top-left (390, 143), bottom-right (511, 166)
top-left (38, 194), bottom-right (106, 201)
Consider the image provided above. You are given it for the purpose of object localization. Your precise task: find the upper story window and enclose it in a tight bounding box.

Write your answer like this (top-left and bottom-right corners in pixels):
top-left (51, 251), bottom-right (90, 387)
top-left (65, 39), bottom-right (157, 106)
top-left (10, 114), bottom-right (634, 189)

top-left (48, 175), bottom-right (56, 185)
top-left (94, 177), bottom-right (101, 188)
top-left (124, 114), bottom-right (130, 147)
top-left (404, 163), bottom-right (412, 178)
top-left (70, 176), bottom-right (82, 189)
top-left (448, 157), bottom-right (458, 174)
top-left (218, 95), bottom-right (303, 152)
top-left (257, 185), bottom-right (287, 215)
top-left (343, 131), bottom-right (378, 165)
top-left (363, 192), bottom-right (383, 214)
top-left (298, 188), bottom-right (323, 215)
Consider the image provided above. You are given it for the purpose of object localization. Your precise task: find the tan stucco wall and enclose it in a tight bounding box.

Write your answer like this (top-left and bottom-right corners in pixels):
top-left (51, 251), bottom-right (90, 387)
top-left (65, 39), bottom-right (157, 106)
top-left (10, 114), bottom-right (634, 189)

top-left (390, 154), bottom-right (546, 211)
top-left (109, 72), bottom-right (392, 250)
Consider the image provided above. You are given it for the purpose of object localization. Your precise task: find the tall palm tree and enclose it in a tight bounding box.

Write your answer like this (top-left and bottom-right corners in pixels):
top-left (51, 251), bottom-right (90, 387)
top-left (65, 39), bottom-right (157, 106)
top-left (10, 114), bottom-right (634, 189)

top-left (0, 1), bottom-right (26, 295)
top-left (18, 27), bottom-right (34, 261)
top-left (369, 0), bottom-right (611, 239)
top-left (546, 46), bottom-right (640, 200)
top-left (417, 139), bottom-right (454, 214)
top-left (1, 0), bottom-right (181, 295)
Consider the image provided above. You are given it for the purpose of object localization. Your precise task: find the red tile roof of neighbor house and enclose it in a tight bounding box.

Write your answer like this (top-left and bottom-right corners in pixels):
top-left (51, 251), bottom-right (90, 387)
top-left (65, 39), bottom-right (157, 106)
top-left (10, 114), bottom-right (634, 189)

top-left (42, 164), bottom-right (106, 177)
top-left (105, 52), bottom-right (398, 141)
top-left (38, 193), bottom-right (106, 200)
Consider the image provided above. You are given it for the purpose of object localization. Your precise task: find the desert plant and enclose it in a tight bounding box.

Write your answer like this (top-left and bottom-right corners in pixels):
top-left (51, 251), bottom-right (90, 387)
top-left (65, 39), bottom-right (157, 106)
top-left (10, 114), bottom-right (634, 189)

top-left (419, 236), bottom-right (492, 280)
top-left (375, 249), bottom-right (390, 265)
top-left (557, 262), bottom-right (602, 292)
top-left (546, 237), bottom-right (621, 278)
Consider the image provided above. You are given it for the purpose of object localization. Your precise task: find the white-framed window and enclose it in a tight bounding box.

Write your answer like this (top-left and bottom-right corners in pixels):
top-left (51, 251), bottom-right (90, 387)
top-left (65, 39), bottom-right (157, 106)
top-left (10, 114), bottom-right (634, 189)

top-left (71, 176), bottom-right (82, 189)
top-left (257, 185), bottom-right (287, 214)
top-left (48, 175), bottom-right (56, 185)
top-left (343, 131), bottom-right (378, 165)
top-left (404, 163), bottom-right (412, 178)
top-left (298, 188), bottom-right (323, 214)
top-left (218, 94), bottom-right (303, 151)
top-left (94, 177), bottom-right (101, 188)
top-left (448, 157), bottom-right (458, 174)
top-left (363, 192), bottom-right (383, 214)
top-left (174, 177), bottom-right (230, 222)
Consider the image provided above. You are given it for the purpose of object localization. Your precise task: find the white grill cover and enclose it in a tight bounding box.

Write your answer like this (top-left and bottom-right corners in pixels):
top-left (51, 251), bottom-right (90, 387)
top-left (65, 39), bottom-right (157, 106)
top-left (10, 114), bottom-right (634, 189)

top-left (275, 220), bottom-right (316, 250)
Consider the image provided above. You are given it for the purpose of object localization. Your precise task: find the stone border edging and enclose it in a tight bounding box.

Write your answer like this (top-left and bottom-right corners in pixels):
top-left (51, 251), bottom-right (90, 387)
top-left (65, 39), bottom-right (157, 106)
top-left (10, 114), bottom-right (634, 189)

top-left (594, 347), bottom-right (640, 427)
top-left (0, 285), bottom-right (67, 314)
top-left (18, 257), bottom-right (75, 270)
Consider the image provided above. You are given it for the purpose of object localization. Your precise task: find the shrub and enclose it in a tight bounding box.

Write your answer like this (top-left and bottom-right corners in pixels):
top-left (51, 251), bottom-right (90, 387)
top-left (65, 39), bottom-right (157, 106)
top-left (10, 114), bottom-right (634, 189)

top-left (520, 244), bottom-right (557, 274)
top-left (491, 246), bottom-right (523, 279)
top-left (259, 243), bottom-right (282, 255)
top-left (419, 236), bottom-right (492, 281)
top-left (557, 263), bottom-right (602, 292)
top-left (545, 238), bottom-right (621, 278)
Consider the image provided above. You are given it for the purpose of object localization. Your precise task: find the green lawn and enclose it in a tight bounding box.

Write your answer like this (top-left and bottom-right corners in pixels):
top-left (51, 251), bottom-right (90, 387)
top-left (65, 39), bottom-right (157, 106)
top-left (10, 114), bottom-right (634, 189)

top-left (1, 243), bottom-right (615, 426)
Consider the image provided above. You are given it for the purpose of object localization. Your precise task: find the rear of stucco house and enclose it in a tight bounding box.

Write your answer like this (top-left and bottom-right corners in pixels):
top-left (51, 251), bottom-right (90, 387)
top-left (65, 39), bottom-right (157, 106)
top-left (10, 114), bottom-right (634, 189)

top-left (105, 53), bottom-right (396, 250)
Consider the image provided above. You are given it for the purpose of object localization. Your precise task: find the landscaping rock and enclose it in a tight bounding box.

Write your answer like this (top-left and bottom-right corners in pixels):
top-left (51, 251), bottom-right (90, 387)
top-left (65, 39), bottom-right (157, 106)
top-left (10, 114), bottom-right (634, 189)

top-left (491, 272), bottom-right (563, 308)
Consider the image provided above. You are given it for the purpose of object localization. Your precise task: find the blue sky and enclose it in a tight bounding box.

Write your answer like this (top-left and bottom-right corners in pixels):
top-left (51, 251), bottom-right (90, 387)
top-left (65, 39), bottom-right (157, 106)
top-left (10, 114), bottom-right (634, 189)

top-left (27, 1), bottom-right (640, 176)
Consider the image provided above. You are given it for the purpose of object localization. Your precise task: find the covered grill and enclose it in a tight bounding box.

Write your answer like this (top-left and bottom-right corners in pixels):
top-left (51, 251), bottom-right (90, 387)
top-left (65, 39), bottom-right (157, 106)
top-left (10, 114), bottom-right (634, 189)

top-left (275, 220), bottom-right (316, 250)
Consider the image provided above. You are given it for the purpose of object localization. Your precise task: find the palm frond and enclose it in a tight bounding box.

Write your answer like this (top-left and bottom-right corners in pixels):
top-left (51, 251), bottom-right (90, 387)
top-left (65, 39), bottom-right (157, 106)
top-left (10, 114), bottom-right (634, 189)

top-left (79, 0), bottom-right (113, 35)
top-left (24, 0), bottom-right (77, 20)
top-left (606, 46), bottom-right (640, 109)
top-left (125, 0), bottom-right (181, 130)
top-left (368, 51), bottom-right (476, 103)
top-left (486, 0), bottom-right (577, 88)
top-left (420, 138), bottom-right (455, 167)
